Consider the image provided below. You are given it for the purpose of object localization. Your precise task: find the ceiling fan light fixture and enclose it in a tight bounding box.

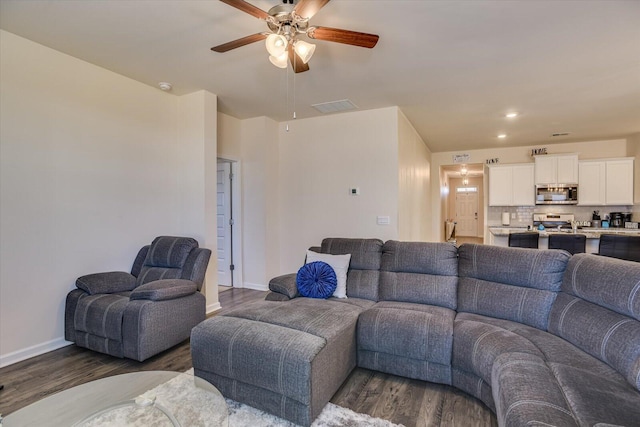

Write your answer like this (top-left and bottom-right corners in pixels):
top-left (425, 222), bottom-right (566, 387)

top-left (293, 40), bottom-right (316, 64)
top-left (265, 33), bottom-right (288, 56)
top-left (269, 52), bottom-right (288, 68)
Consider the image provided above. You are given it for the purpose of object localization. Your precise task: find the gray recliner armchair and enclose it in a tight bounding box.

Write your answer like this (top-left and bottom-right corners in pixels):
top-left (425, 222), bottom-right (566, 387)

top-left (65, 236), bottom-right (211, 361)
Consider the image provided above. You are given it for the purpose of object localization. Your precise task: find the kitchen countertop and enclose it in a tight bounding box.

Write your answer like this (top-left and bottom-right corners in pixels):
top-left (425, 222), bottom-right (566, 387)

top-left (488, 226), bottom-right (640, 239)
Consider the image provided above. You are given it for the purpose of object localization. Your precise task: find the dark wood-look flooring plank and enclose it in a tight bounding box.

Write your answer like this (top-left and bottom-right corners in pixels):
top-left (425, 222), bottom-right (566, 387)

top-left (0, 288), bottom-right (498, 426)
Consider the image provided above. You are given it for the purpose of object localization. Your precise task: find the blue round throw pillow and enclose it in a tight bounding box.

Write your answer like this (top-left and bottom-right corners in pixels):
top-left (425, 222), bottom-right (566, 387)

top-left (296, 261), bottom-right (337, 299)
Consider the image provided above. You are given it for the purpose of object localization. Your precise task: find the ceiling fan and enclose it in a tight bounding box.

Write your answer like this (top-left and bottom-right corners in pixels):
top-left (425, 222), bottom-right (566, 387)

top-left (211, 0), bottom-right (379, 73)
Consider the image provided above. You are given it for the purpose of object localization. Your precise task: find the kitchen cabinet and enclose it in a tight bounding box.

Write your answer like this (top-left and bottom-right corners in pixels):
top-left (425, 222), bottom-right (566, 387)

top-left (535, 154), bottom-right (579, 185)
top-left (578, 158), bottom-right (634, 205)
top-left (489, 163), bottom-right (534, 206)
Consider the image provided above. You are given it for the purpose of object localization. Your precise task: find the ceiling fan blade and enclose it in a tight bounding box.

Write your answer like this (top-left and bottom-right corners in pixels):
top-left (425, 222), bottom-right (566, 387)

top-left (293, 0), bottom-right (331, 19)
top-left (219, 0), bottom-right (269, 20)
top-left (288, 46), bottom-right (310, 73)
top-left (211, 33), bottom-right (267, 52)
top-left (308, 26), bottom-right (379, 48)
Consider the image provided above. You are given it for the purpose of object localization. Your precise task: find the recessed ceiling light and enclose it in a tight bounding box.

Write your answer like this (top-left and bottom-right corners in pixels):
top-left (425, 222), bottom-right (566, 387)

top-left (497, 134), bottom-right (507, 139)
top-left (505, 112), bottom-right (518, 118)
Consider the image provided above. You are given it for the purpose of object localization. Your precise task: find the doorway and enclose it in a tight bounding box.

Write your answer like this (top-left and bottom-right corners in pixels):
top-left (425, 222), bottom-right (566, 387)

top-left (441, 164), bottom-right (485, 244)
top-left (216, 158), bottom-right (242, 291)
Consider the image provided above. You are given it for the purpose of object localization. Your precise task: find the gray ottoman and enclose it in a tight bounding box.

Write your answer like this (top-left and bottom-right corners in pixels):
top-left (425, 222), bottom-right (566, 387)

top-left (191, 298), bottom-right (370, 426)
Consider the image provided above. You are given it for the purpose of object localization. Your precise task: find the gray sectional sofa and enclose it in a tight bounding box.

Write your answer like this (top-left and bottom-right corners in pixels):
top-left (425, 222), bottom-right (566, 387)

top-left (191, 238), bottom-right (640, 426)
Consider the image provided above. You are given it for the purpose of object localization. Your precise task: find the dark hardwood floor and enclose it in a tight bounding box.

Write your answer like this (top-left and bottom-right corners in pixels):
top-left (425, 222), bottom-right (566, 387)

top-left (0, 288), bottom-right (497, 426)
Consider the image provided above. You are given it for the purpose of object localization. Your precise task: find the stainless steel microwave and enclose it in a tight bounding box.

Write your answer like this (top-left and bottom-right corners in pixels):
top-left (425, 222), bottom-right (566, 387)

top-left (535, 185), bottom-right (578, 205)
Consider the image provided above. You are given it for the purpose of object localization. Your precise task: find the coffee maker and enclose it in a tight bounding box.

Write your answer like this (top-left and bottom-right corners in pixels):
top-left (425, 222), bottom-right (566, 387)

top-left (610, 212), bottom-right (632, 228)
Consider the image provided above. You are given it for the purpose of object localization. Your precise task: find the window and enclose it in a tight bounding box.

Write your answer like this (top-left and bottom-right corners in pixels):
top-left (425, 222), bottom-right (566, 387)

top-left (456, 187), bottom-right (478, 193)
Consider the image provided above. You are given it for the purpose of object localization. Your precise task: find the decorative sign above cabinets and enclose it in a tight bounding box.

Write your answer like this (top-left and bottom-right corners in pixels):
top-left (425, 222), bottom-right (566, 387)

top-left (452, 154), bottom-right (471, 164)
top-left (531, 148), bottom-right (548, 156)
top-left (486, 158), bottom-right (499, 165)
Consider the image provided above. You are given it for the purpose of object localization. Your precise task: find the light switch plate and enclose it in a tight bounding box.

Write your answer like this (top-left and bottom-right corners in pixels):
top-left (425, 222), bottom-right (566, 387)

top-left (377, 216), bottom-right (390, 225)
top-left (349, 187), bottom-right (360, 196)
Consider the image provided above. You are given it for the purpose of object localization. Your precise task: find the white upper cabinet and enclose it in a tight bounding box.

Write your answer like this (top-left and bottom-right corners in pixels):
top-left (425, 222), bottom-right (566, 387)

top-left (489, 163), bottom-right (535, 206)
top-left (512, 164), bottom-right (535, 206)
top-left (578, 161), bottom-right (606, 205)
top-left (535, 154), bottom-right (579, 185)
top-left (605, 158), bottom-right (634, 205)
top-left (578, 158), bottom-right (634, 206)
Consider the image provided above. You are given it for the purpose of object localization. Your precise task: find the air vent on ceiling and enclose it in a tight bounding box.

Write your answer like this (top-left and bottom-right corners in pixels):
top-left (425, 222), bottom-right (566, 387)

top-left (311, 99), bottom-right (358, 114)
top-left (551, 132), bottom-right (571, 137)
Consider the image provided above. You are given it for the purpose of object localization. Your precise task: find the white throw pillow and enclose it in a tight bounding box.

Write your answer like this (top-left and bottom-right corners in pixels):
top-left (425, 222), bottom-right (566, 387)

top-left (306, 251), bottom-right (351, 299)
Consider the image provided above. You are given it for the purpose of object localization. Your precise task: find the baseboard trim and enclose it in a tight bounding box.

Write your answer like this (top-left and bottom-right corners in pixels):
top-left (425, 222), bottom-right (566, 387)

top-left (0, 337), bottom-right (71, 368)
top-left (206, 302), bottom-right (222, 315)
top-left (243, 282), bottom-right (268, 291)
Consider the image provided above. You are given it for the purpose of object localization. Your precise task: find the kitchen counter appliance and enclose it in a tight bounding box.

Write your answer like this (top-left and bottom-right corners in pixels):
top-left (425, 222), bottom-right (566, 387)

top-left (535, 185), bottom-right (578, 205)
top-left (610, 212), bottom-right (633, 228)
top-left (533, 213), bottom-right (575, 229)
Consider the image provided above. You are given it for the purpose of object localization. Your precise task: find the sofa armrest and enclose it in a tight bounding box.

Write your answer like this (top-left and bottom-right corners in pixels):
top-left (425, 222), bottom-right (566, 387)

top-left (76, 272), bottom-right (137, 295)
top-left (130, 279), bottom-right (197, 301)
top-left (265, 291), bottom-right (291, 301)
top-left (269, 273), bottom-right (299, 299)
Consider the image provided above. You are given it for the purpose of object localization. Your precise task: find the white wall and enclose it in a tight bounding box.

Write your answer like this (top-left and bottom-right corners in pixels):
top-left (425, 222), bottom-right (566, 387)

top-left (239, 116), bottom-right (280, 289)
top-left (177, 91), bottom-right (218, 310)
top-left (430, 139), bottom-right (630, 240)
top-left (278, 107), bottom-right (400, 274)
top-left (397, 109), bottom-right (432, 241)
top-left (217, 112), bottom-right (242, 159)
top-left (0, 31), bottom-right (217, 366)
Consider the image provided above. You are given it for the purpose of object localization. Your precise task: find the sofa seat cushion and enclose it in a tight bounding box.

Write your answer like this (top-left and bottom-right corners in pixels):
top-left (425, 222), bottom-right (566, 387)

top-left (222, 297), bottom-right (373, 341)
top-left (548, 362), bottom-right (640, 426)
top-left (453, 313), bottom-right (544, 383)
top-left (357, 301), bottom-right (455, 384)
top-left (492, 352), bottom-right (579, 426)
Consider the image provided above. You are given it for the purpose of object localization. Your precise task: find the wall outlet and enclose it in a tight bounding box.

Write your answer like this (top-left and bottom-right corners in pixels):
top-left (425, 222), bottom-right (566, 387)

top-left (511, 213), bottom-right (516, 219)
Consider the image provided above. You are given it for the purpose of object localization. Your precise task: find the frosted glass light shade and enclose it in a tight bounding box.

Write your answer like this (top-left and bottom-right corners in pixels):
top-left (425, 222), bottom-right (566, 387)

top-left (265, 34), bottom-right (288, 56)
top-left (293, 40), bottom-right (316, 64)
top-left (269, 52), bottom-right (288, 68)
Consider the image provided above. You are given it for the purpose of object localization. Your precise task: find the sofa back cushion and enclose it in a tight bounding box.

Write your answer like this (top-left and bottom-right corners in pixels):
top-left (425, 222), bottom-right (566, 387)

top-left (457, 244), bottom-right (570, 330)
top-left (321, 238), bottom-right (383, 301)
top-left (379, 241), bottom-right (458, 309)
top-left (548, 253), bottom-right (640, 391)
top-left (136, 236), bottom-right (198, 286)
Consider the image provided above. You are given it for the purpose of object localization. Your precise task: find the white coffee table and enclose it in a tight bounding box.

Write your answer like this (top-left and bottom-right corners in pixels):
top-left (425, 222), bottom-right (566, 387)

top-left (2, 371), bottom-right (228, 426)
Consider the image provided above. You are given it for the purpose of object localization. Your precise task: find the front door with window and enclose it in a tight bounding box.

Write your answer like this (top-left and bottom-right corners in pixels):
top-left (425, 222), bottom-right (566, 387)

top-left (455, 187), bottom-right (478, 237)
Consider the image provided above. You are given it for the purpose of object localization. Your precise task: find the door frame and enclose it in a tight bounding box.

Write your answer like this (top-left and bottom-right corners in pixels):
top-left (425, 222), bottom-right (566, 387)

top-left (217, 157), bottom-right (243, 288)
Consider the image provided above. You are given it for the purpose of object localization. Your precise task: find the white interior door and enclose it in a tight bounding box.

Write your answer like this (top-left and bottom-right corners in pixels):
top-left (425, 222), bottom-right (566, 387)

top-left (217, 162), bottom-right (232, 286)
top-left (455, 189), bottom-right (478, 237)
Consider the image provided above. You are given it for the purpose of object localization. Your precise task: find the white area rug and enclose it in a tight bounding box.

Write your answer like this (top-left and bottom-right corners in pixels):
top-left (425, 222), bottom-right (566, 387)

top-left (80, 369), bottom-right (404, 427)
top-left (227, 397), bottom-right (404, 427)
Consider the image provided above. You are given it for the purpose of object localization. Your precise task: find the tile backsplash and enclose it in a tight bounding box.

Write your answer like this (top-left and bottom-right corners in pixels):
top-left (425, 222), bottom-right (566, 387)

top-left (487, 205), bottom-right (637, 226)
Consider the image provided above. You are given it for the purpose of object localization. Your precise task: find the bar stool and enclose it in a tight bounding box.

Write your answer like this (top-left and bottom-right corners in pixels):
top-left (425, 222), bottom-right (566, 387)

top-left (508, 232), bottom-right (539, 249)
top-left (548, 233), bottom-right (586, 255)
top-left (598, 234), bottom-right (640, 262)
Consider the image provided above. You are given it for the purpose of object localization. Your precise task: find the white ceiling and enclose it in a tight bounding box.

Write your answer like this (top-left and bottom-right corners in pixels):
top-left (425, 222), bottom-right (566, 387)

top-left (1, 0), bottom-right (639, 153)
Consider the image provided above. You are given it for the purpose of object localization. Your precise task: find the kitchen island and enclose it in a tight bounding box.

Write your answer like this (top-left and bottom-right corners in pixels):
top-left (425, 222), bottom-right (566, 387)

top-left (488, 226), bottom-right (640, 253)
